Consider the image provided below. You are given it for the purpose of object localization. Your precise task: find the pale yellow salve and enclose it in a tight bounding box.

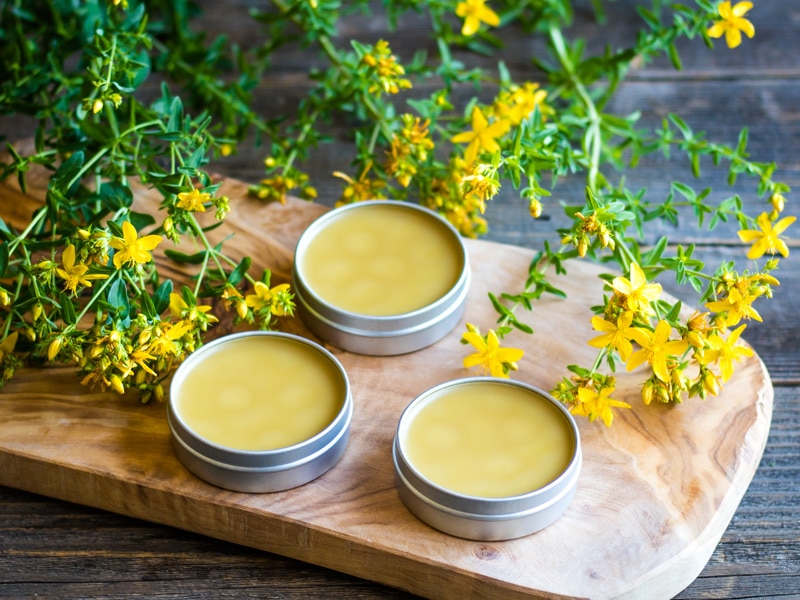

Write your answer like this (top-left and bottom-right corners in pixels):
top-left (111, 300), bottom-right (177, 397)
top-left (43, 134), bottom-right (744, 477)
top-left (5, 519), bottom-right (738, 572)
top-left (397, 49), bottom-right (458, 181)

top-left (403, 382), bottom-right (574, 498)
top-left (174, 336), bottom-right (345, 451)
top-left (300, 204), bottom-right (463, 316)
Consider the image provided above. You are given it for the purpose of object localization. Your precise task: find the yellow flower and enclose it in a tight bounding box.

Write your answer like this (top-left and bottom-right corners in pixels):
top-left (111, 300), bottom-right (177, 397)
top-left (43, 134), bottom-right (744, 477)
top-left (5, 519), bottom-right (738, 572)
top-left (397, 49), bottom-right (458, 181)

top-left (588, 311), bottom-right (638, 361)
top-left (169, 293), bottom-right (218, 330)
top-left (176, 187), bottom-right (210, 213)
top-left (462, 326), bottom-right (524, 378)
top-left (333, 162), bottom-right (387, 205)
top-left (452, 106), bottom-right (510, 164)
top-left (108, 221), bottom-right (162, 269)
top-left (737, 212), bottom-right (796, 260)
top-left (570, 385), bottom-right (631, 427)
top-left (360, 40), bottom-right (412, 95)
top-left (455, 0), bottom-right (500, 37)
top-left (705, 287), bottom-right (762, 326)
top-left (611, 262), bottom-right (662, 315)
top-left (627, 320), bottom-right (689, 383)
top-left (245, 282), bottom-right (292, 316)
top-left (703, 324), bottom-right (754, 382)
top-left (707, 1), bottom-right (755, 49)
top-left (55, 244), bottom-right (108, 294)
top-left (493, 82), bottom-right (550, 126)
top-left (149, 321), bottom-right (192, 357)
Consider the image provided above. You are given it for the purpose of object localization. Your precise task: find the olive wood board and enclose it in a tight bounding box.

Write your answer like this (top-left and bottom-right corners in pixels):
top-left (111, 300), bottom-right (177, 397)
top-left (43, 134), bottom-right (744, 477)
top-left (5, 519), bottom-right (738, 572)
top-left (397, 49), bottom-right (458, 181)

top-left (0, 168), bottom-right (773, 600)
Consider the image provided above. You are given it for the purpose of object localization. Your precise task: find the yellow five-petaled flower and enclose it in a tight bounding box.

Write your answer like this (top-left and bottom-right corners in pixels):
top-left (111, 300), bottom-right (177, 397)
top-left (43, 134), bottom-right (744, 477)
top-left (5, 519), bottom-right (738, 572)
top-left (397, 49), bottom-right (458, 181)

top-left (611, 262), bottom-right (662, 315)
top-left (707, 1), bottom-right (755, 49)
top-left (627, 320), bottom-right (689, 383)
top-left (703, 324), bottom-right (754, 382)
top-left (56, 244), bottom-right (108, 294)
top-left (570, 385), bottom-right (631, 428)
top-left (737, 212), bottom-right (796, 260)
top-left (455, 0), bottom-right (500, 37)
top-left (176, 187), bottom-right (211, 213)
top-left (245, 281), bottom-right (292, 316)
top-left (108, 221), bottom-right (163, 269)
top-left (588, 311), bottom-right (638, 361)
top-left (462, 325), bottom-right (524, 378)
top-left (451, 106), bottom-right (510, 165)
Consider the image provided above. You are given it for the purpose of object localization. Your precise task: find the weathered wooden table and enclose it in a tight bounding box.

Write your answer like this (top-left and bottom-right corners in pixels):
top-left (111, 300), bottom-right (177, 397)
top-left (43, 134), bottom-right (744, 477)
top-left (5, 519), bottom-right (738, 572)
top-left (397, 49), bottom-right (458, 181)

top-left (1, 1), bottom-right (798, 598)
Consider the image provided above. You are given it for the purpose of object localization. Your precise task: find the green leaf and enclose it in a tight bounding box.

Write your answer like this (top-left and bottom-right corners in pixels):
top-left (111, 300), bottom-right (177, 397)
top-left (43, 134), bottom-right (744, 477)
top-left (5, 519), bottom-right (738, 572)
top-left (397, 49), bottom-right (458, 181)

top-left (667, 43), bottom-right (682, 71)
top-left (167, 96), bottom-right (184, 132)
top-left (49, 151), bottom-right (85, 196)
top-left (668, 114), bottom-right (692, 139)
top-left (129, 211), bottom-right (157, 231)
top-left (106, 279), bottom-right (130, 319)
top-left (228, 256), bottom-right (251, 286)
top-left (672, 181), bottom-right (696, 201)
top-left (164, 248), bottom-right (207, 264)
top-left (58, 292), bottom-right (78, 325)
top-left (153, 279), bottom-right (173, 314)
top-left (0, 242), bottom-right (8, 277)
top-left (98, 181), bottom-right (134, 211)
top-left (140, 289), bottom-right (157, 319)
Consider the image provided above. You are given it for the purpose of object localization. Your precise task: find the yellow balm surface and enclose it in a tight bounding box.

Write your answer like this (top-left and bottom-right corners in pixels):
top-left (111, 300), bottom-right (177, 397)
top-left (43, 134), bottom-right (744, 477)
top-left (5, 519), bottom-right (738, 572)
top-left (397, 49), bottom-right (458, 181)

top-left (403, 382), bottom-right (574, 498)
top-left (174, 336), bottom-right (345, 451)
top-left (300, 203), bottom-right (463, 316)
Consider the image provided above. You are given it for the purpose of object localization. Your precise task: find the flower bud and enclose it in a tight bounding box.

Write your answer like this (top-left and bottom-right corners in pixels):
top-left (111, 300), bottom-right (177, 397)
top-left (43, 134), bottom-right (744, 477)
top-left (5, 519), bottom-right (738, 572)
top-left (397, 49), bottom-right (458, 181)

top-left (236, 298), bottom-right (248, 321)
top-left (47, 337), bottom-right (63, 361)
top-left (109, 374), bottom-right (125, 395)
top-left (770, 192), bottom-right (785, 214)
top-left (641, 380), bottom-right (655, 406)
top-left (703, 370), bottom-right (720, 397)
top-left (528, 198), bottom-right (542, 219)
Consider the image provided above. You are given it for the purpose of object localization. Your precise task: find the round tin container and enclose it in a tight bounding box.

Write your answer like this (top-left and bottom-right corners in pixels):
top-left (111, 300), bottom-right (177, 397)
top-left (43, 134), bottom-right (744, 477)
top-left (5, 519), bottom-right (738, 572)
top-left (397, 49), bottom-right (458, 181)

top-left (292, 201), bottom-right (470, 355)
top-left (168, 331), bottom-right (352, 493)
top-left (393, 378), bottom-right (581, 541)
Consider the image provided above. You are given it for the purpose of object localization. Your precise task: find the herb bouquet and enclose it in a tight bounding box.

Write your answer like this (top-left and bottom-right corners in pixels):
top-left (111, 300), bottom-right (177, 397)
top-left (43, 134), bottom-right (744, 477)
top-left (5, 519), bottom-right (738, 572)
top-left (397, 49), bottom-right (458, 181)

top-left (0, 0), bottom-right (793, 424)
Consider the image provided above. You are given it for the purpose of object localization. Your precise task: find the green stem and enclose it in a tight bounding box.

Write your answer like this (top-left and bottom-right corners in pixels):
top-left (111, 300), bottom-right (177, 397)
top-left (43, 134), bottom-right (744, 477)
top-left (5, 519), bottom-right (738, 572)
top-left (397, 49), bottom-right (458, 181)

top-left (185, 214), bottom-right (228, 297)
top-left (549, 25), bottom-right (602, 193)
top-left (72, 272), bottom-right (118, 326)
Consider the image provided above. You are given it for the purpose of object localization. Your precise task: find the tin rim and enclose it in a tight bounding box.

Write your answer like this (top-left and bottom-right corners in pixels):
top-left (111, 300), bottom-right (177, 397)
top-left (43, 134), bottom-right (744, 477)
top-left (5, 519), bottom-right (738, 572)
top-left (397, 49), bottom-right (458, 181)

top-left (292, 201), bottom-right (470, 354)
top-left (393, 377), bottom-right (581, 537)
top-left (168, 331), bottom-right (352, 478)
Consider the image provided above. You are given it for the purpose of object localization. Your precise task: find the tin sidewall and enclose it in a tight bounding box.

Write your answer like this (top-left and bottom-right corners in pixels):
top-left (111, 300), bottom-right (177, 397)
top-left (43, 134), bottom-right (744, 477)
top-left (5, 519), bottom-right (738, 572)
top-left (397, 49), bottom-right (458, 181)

top-left (292, 201), bottom-right (470, 355)
top-left (392, 377), bottom-right (582, 540)
top-left (168, 331), bottom-right (353, 492)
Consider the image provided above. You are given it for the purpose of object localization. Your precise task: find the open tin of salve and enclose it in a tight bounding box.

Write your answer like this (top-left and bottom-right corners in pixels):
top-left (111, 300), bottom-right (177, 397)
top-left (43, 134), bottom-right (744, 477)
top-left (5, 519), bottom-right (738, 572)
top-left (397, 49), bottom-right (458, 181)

top-left (168, 331), bottom-right (352, 493)
top-left (393, 378), bottom-right (581, 541)
top-left (292, 201), bottom-right (470, 355)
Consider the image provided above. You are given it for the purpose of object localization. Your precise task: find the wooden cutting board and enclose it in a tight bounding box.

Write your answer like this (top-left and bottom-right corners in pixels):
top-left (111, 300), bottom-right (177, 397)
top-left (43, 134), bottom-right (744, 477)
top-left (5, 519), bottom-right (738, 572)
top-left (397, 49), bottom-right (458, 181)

top-left (0, 166), bottom-right (773, 600)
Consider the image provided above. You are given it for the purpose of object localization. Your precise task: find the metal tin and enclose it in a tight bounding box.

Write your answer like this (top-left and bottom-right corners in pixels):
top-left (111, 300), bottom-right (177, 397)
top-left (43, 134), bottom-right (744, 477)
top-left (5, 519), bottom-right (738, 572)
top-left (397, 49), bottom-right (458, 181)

top-left (393, 378), bottom-right (581, 541)
top-left (292, 201), bottom-right (470, 355)
top-left (168, 331), bottom-right (352, 493)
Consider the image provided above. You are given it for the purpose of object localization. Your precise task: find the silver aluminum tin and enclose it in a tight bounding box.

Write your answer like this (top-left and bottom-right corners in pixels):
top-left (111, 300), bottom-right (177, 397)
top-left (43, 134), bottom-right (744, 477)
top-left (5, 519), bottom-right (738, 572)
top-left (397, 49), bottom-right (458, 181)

top-left (292, 201), bottom-right (470, 356)
top-left (168, 331), bottom-right (352, 493)
top-left (393, 378), bottom-right (581, 541)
